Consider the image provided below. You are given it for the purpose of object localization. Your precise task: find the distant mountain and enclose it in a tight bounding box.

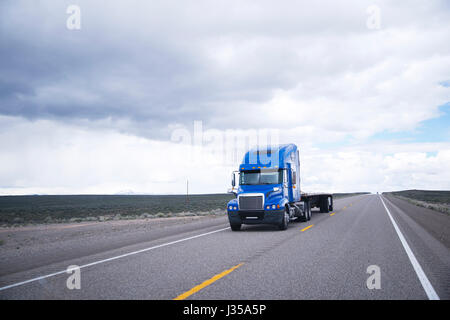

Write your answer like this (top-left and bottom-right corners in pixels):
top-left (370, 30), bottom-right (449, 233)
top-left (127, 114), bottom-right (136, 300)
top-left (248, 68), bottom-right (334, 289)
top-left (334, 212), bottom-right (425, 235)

top-left (114, 189), bottom-right (138, 195)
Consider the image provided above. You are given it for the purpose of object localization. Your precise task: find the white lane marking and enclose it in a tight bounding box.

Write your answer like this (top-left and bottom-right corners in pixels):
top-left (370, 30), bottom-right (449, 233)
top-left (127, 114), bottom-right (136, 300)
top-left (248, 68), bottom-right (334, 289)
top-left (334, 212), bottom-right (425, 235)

top-left (379, 195), bottom-right (439, 300)
top-left (0, 226), bottom-right (230, 291)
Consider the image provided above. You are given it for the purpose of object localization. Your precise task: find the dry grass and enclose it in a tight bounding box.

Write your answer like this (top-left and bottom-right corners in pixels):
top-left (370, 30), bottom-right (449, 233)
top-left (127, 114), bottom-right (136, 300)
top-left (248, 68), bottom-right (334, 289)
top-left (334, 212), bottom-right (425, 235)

top-left (0, 194), bottom-right (233, 226)
top-left (386, 190), bottom-right (450, 215)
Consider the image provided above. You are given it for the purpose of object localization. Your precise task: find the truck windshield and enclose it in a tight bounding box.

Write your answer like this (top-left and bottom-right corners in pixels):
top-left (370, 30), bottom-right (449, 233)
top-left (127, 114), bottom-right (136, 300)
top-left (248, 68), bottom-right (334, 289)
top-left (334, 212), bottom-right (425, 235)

top-left (239, 170), bottom-right (282, 185)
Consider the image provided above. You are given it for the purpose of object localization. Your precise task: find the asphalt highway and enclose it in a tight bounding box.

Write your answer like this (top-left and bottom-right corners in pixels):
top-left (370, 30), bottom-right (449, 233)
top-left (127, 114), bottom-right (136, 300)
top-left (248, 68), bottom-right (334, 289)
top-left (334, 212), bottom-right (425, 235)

top-left (0, 194), bottom-right (449, 299)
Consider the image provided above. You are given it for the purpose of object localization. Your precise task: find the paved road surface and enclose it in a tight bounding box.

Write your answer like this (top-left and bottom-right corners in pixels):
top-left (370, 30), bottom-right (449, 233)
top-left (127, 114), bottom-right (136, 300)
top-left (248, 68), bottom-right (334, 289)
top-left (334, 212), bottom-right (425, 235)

top-left (0, 194), bottom-right (449, 299)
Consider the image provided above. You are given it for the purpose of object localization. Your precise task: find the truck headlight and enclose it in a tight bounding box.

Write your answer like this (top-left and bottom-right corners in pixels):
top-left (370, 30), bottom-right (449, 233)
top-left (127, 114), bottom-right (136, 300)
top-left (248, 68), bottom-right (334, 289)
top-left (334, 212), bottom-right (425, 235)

top-left (272, 205), bottom-right (276, 209)
top-left (228, 206), bottom-right (233, 210)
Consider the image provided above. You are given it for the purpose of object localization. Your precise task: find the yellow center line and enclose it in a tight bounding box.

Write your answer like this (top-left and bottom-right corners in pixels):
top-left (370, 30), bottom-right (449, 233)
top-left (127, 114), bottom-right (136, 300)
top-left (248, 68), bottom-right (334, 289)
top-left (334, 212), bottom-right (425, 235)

top-left (173, 263), bottom-right (244, 300)
top-left (301, 224), bottom-right (314, 232)
top-left (330, 212), bottom-right (335, 216)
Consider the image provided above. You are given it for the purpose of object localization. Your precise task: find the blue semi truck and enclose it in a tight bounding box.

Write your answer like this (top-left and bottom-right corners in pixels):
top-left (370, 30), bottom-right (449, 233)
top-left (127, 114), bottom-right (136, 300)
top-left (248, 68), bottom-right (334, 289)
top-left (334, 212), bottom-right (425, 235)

top-left (227, 144), bottom-right (333, 231)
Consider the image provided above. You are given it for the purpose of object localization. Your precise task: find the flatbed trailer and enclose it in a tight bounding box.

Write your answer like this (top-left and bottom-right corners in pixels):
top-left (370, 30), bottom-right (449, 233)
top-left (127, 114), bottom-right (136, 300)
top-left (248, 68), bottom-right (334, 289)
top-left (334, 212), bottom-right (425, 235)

top-left (302, 192), bottom-right (333, 213)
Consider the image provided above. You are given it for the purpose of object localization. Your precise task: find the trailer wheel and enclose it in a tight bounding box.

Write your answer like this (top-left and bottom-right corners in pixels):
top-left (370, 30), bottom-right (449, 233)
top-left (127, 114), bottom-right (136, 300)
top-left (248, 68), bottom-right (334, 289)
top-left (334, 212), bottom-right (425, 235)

top-left (230, 223), bottom-right (241, 231)
top-left (320, 196), bottom-right (329, 213)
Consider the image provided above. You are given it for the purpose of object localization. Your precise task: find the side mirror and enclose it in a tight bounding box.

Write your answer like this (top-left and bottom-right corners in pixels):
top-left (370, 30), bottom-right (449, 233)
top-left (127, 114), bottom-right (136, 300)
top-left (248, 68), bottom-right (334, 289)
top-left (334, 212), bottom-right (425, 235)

top-left (231, 170), bottom-right (240, 187)
top-left (227, 187), bottom-right (237, 197)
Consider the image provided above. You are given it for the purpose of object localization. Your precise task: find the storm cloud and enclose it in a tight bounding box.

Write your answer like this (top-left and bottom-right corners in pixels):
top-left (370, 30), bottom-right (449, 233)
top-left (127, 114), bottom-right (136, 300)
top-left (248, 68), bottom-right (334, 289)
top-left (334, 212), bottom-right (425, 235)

top-left (1, 0), bottom-right (448, 138)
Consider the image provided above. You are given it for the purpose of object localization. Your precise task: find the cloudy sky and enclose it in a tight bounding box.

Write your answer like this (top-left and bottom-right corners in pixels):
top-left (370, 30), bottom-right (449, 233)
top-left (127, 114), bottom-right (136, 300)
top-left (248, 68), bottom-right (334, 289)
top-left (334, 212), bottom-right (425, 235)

top-left (0, 0), bottom-right (449, 195)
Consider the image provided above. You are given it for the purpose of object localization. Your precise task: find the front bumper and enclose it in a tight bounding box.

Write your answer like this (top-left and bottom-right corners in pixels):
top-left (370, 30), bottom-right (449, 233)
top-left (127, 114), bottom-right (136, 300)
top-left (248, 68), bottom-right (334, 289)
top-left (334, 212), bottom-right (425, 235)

top-left (228, 209), bottom-right (285, 225)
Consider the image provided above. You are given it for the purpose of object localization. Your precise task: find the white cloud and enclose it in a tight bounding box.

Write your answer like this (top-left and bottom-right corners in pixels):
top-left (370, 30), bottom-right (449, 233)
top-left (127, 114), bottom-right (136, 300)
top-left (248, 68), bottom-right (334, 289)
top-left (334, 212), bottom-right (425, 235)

top-left (301, 146), bottom-right (450, 193)
top-left (1, 116), bottom-right (449, 195)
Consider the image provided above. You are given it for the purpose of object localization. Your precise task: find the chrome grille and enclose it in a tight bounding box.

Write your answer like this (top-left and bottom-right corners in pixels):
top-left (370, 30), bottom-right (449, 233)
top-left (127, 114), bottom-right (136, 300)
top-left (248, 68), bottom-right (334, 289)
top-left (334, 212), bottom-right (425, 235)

top-left (239, 195), bottom-right (263, 210)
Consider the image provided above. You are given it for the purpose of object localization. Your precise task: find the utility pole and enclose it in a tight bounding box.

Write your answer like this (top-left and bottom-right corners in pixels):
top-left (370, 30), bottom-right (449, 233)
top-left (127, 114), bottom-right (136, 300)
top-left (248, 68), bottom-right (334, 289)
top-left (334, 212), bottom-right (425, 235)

top-left (186, 179), bottom-right (189, 205)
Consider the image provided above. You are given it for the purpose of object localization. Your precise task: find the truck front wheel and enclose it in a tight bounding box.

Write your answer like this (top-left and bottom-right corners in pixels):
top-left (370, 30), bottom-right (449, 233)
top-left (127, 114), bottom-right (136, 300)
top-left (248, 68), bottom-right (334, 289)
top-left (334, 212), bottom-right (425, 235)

top-left (278, 208), bottom-right (289, 230)
top-left (230, 223), bottom-right (241, 231)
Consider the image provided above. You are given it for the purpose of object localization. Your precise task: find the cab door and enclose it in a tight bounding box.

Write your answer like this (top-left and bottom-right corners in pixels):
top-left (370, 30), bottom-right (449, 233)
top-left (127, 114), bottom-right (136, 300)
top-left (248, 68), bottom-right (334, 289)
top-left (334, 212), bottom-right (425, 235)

top-left (282, 167), bottom-right (289, 199)
top-left (287, 163), bottom-right (294, 203)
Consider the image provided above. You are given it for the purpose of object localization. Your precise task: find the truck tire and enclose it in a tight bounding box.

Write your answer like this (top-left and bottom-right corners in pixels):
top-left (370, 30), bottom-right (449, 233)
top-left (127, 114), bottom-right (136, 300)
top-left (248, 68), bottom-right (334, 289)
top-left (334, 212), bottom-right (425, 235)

top-left (320, 197), bottom-right (329, 213)
top-left (230, 223), bottom-right (241, 231)
top-left (307, 202), bottom-right (312, 221)
top-left (299, 202), bottom-right (309, 222)
top-left (319, 198), bottom-right (325, 212)
top-left (279, 208), bottom-right (289, 230)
